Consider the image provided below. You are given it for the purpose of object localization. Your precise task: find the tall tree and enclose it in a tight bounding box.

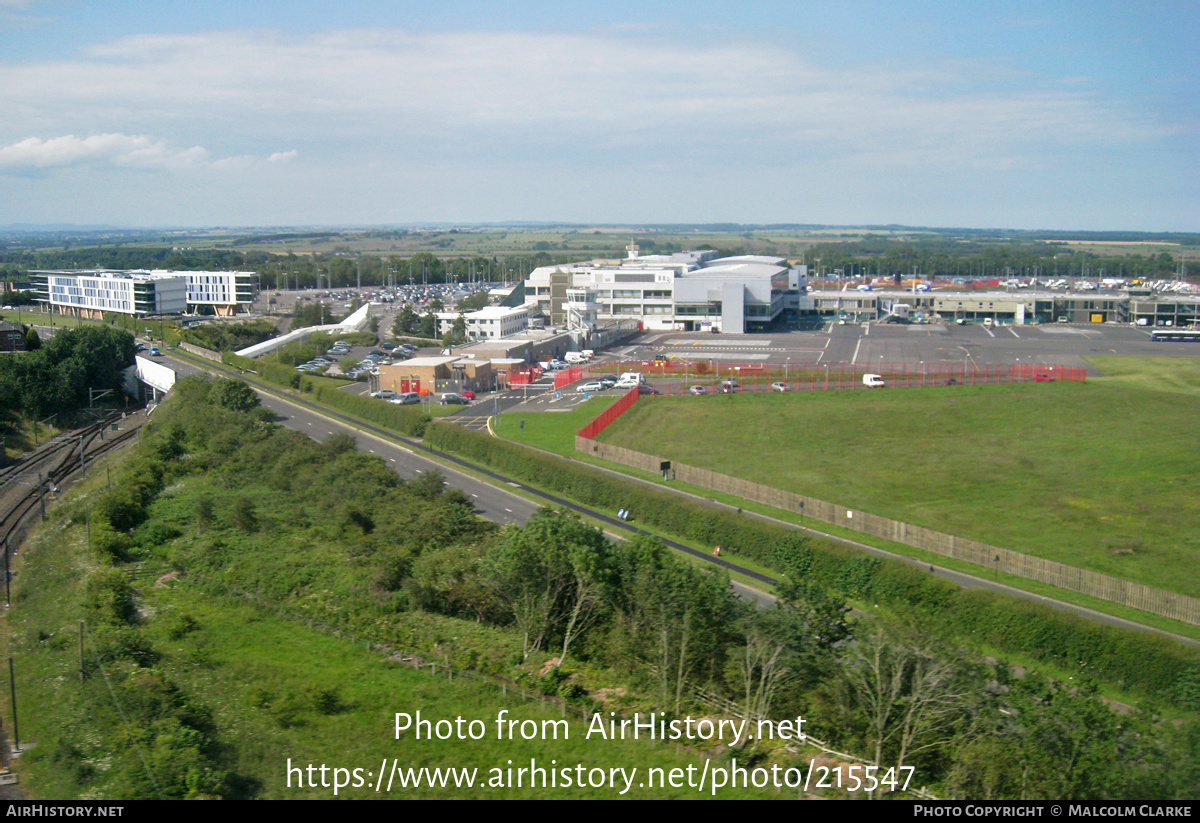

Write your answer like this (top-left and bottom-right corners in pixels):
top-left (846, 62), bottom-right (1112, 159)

top-left (483, 508), bottom-right (612, 662)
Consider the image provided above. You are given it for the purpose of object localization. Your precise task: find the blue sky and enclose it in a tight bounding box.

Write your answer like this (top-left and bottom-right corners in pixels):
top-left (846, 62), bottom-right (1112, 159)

top-left (1, 1), bottom-right (1195, 231)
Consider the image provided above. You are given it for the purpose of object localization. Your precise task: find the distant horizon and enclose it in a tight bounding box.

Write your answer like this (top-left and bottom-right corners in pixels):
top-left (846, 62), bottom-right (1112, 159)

top-left (2, 221), bottom-right (1197, 240)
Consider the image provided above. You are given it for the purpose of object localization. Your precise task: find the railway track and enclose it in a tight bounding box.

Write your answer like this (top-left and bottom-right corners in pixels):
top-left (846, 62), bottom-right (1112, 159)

top-left (0, 411), bottom-right (147, 797)
top-left (0, 413), bottom-right (145, 566)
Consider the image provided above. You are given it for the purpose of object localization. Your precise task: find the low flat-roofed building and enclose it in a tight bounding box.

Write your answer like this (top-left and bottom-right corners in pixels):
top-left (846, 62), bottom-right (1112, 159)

top-left (376, 355), bottom-right (494, 395)
top-left (434, 304), bottom-right (531, 340)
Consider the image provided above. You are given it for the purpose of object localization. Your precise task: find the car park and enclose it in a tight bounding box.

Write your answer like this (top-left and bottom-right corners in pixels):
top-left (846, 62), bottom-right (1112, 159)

top-left (577, 381), bottom-right (605, 393)
top-left (770, 382), bottom-right (788, 392)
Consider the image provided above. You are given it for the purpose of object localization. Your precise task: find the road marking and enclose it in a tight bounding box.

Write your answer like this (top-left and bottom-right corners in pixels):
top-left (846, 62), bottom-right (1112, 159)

top-left (1008, 327), bottom-right (1020, 338)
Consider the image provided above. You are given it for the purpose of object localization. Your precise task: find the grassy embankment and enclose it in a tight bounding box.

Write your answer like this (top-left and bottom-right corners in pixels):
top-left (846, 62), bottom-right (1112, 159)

top-left (9, 412), bottom-right (786, 800)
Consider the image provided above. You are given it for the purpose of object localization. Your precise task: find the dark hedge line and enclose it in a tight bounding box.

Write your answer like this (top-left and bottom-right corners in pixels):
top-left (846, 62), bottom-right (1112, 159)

top-left (310, 383), bottom-right (430, 437)
top-left (422, 422), bottom-right (1200, 706)
top-left (220, 351), bottom-right (430, 438)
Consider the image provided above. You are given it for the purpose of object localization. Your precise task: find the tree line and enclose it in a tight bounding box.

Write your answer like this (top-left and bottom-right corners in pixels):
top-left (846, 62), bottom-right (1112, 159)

top-left (0, 324), bottom-right (135, 422)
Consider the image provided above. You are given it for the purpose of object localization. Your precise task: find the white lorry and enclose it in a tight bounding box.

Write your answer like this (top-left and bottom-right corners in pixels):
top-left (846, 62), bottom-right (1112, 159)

top-left (863, 374), bottom-right (885, 388)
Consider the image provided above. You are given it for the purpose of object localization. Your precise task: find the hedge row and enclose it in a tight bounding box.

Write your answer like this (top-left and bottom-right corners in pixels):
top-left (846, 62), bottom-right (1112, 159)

top-left (310, 383), bottom-right (429, 437)
top-left (220, 351), bottom-right (430, 438)
top-left (422, 422), bottom-right (1200, 705)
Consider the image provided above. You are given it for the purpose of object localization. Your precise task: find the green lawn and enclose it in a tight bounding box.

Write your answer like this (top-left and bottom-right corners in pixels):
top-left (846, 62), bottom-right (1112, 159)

top-left (571, 365), bottom-right (1200, 599)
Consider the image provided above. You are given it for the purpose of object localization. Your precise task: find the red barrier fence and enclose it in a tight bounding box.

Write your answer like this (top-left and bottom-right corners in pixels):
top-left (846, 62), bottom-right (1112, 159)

top-left (577, 385), bottom-right (640, 439)
top-left (555, 365), bottom-right (583, 389)
top-left (509, 364), bottom-right (542, 386)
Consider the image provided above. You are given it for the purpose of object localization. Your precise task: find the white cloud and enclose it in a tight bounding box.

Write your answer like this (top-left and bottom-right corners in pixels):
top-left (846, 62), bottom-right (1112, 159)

top-left (0, 133), bottom-right (208, 170)
top-left (0, 25), bottom-right (1188, 229)
top-left (0, 27), bottom-right (1163, 170)
top-left (0, 133), bottom-right (303, 174)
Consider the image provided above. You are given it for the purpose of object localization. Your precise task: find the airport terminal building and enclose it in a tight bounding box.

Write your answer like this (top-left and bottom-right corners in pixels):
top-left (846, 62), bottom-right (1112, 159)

top-left (524, 244), bottom-right (810, 334)
top-left (29, 269), bottom-right (261, 318)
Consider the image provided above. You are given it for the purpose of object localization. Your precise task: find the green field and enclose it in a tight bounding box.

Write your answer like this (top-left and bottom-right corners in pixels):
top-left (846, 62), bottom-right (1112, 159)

top-left (585, 363), bottom-right (1200, 599)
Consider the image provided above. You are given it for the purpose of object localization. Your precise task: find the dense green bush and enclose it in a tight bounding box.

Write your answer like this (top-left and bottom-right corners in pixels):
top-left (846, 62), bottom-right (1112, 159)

top-left (84, 569), bottom-right (138, 626)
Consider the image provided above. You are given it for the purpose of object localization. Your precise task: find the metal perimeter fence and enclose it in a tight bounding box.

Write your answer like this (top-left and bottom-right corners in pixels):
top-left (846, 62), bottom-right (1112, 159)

top-left (574, 434), bottom-right (1199, 626)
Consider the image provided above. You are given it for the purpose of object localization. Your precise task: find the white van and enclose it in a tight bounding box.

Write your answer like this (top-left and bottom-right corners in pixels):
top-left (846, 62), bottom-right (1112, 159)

top-left (565, 352), bottom-right (587, 364)
top-left (615, 372), bottom-right (645, 388)
top-left (863, 374), bottom-right (885, 388)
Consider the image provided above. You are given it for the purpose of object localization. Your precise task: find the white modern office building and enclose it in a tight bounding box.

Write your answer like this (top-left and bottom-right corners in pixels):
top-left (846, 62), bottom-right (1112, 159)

top-left (525, 244), bottom-right (809, 334)
top-left (433, 304), bottom-right (532, 340)
top-left (29, 269), bottom-right (260, 317)
top-left (30, 270), bottom-right (188, 318)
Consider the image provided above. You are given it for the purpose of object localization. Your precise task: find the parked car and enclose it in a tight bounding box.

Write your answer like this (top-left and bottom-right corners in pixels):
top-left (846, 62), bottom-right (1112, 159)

top-left (598, 375), bottom-right (618, 388)
top-left (439, 393), bottom-right (471, 405)
top-left (577, 381), bottom-right (605, 393)
top-left (370, 390), bottom-right (397, 399)
top-left (688, 384), bottom-right (707, 395)
top-left (148, 347), bottom-right (162, 356)
top-left (719, 379), bottom-right (740, 393)
top-left (389, 392), bottom-right (422, 405)
top-left (637, 384), bottom-right (659, 395)
top-left (459, 390), bottom-right (476, 400)
top-left (770, 382), bottom-right (789, 392)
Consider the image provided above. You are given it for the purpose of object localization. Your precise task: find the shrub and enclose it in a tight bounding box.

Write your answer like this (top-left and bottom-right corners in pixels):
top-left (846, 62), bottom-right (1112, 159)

top-left (84, 569), bottom-right (137, 626)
